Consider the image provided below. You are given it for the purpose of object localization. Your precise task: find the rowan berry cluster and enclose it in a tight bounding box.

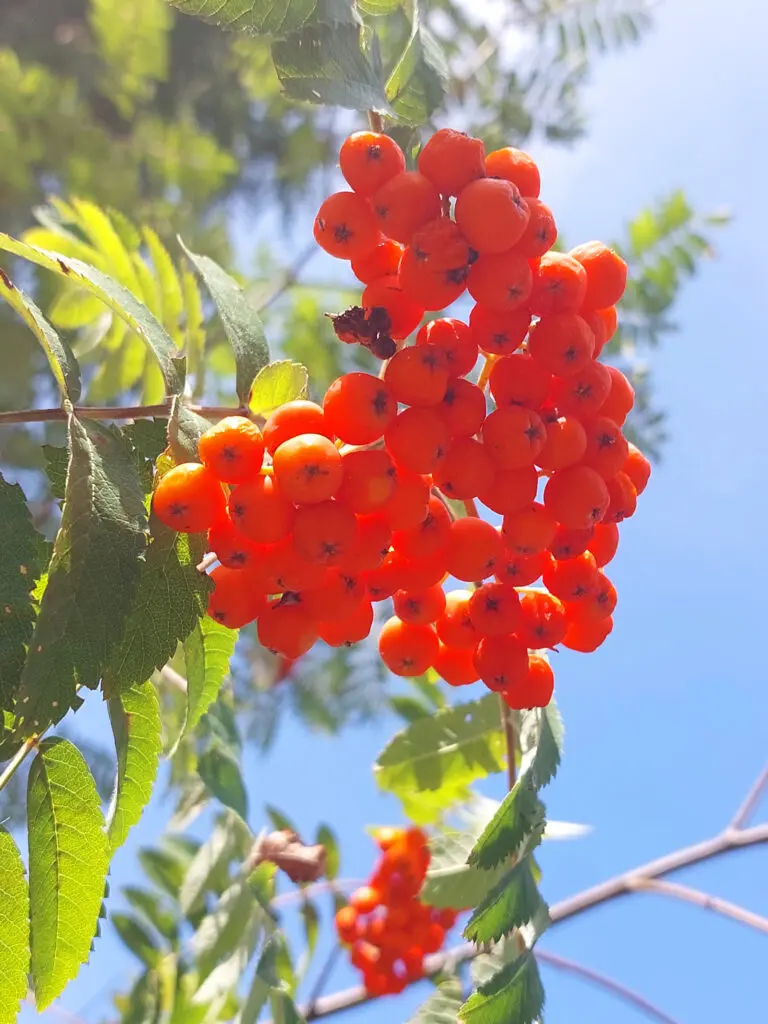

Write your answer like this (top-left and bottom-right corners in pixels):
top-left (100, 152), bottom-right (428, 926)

top-left (151, 126), bottom-right (651, 711)
top-left (334, 827), bottom-right (458, 995)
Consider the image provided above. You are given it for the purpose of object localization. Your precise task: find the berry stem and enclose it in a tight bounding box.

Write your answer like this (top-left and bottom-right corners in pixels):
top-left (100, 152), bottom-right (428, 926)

top-left (476, 354), bottom-right (497, 392)
top-left (0, 732), bottom-right (42, 794)
top-left (367, 110), bottom-right (384, 133)
top-left (499, 696), bottom-right (518, 791)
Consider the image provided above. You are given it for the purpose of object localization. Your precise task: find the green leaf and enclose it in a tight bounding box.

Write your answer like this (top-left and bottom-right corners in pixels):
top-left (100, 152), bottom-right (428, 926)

top-left (628, 208), bottom-right (661, 258)
top-left (102, 525), bottom-right (210, 698)
top-left (167, 0), bottom-right (316, 35)
top-left (123, 887), bottom-right (178, 942)
top-left (167, 395), bottom-right (213, 464)
top-left (0, 475), bottom-right (43, 713)
top-left (265, 805), bottom-right (300, 833)
top-left (520, 702), bottom-right (564, 792)
top-left (300, 899), bottom-right (319, 960)
top-left (316, 824), bottom-right (339, 880)
top-left (385, 10), bottom-right (448, 126)
top-left (107, 681), bottom-right (163, 851)
top-left (358, 0), bottom-right (401, 13)
top-left (190, 878), bottom-right (257, 980)
top-left (270, 990), bottom-right (306, 1024)
top-left (374, 693), bottom-right (505, 804)
top-left (390, 694), bottom-right (432, 722)
top-left (0, 233), bottom-right (185, 395)
top-left (468, 778), bottom-right (545, 871)
top-left (248, 360), bottom-right (309, 415)
top-left (138, 848), bottom-right (188, 901)
top-left (27, 738), bottom-right (110, 1010)
top-left (408, 978), bottom-right (463, 1023)
top-left (0, 272), bottom-right (81, 402)
top-left (179, 819), bottom-right (240, 917)
top-left (272, 23), bottom-right (388, 112)
top-left (122, 969), bottom-right (162, 1024)
top-left (112, 913), bottom-right (161, 966)
top-left (422, 831), bottom-right (506, 910)
top-left (459, 950), bottom-right (544, 1024)
top-left (143, 228), bottom-right (184, 338)
top-left (400, 777), bottom-right (473, 825)
top-left (181, 616), bottom-right (238, 739)
top-left (193, 944), bottom-right (252, 1008)
top-left (237, 954), bottom-right (271, 1024)
top-left (464, 858), bottom-right (548, 944)
top-left (198, 740), bottom-right (248, 818)
top-left (0, 828), bottom-right (29, 1024)
top-left (180, 241), bottom-right (270, 405)
top-left (15, 416), bottom-right (147, 736)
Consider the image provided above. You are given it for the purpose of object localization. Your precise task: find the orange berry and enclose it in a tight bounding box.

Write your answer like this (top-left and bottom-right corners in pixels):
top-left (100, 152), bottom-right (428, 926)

top-left (587, 522), bottom-right (619, 567)
top-left (544, 465), bottom-right (610, 530)
top-left (293, 500), bottom-right (358, 565)
top-left (502, 502), bottom-right (557, 555)
top-left (351, 238), bottom-right (404, 284)
top-left (622, 443), bottom-right (651, 495)
top-left (206, 565), bottom-right (267, 628)
top-left (542, 551), bottom-right (598, 604)
top-left (340, 131), bottom-right (406, 196)
top-left (208, 518), bottom-right (263, 570)
top-left (384, 407), bottom-right (448, 474)
top-left (473, 633), bottom-right (529, 691)
top-left (455, 178), bottom-right (530, 255)
top-left (153, 462), bottom-right (226, 534)
top-left (372, 171), bottom-right (442, 244)
top-left (598, 366), bottom-right (634, 425)
top-left (517, 591), bottom-right (566, 648)
top-left (467, 250), bottom-right (533, 312)
top-left (392, 547), bottom-right (447, 591)
top-left (494, 549), bottom-right (553, 587)
top-left (549, 524), bottom-right (594, 561)
top-left (581, 416), bottom-right (630, 480)
top-left (469, 304), bottom-right (530, 356)
top-left (480, 466), bottom-right (538, 516)
top-left (434, 437), bottom-right (494, 499)
top-left (511, 198), bottom-right (557, 259)
top-left (434, 642), bottom-right (480, 686)
top-left (323, 372), bottom-right (396, 445)
top-left (417, 128), bottom-right (486, 195)
top-left (301, 569), bottom-right (366, 622)
top-left (393, 584), bottom-right (447, 625)
top-left (380, 470), bottom-right (430, 531)
top-left (344, 514), bottom-right (392, 573)
top-left (527, 313), bottom-right (595, 377)
top-left (483, 406), bottom-right (546, 469)
top-left (417, 318), bottom-right (478, 378)
top-left (384, 343), bottom-right (449, 407)
top-left (574, 569), bottom-right (617, 621)
top-left (257, 598), bottom-right (318, 658)
top-left (562, 613), bottom-right (613, 652)
top-left (314, 192), bottom-right (378, 259)
top-left (489, 352), bottom-right (551, 408)
top-left (399, 218), bottom-right (470, 310)
top-left (392, 495), bottom-right (452, 559)
top-left (469, 582), bottom-right (522, 636)
top-left (272, 433), bottom-right (343, 505)
top-left (198, 416), bottom-right (265, 483)
top-left (350, 884), bottom-right (383, 914)
top-left (549, 360), bottom-right (611, 418)
top-left (435, 589), bottom-right (481, 649)
top-left (335, 905), bottom-right (360, 943)
top-left (378, 617), bottom-right (439, 676)
top-left (261, 536), bottom-right (327, 592)
top-left (437, 377), bottom-right (486, 437)
top-left (569, 241), bottom-right (628, 309)
top-left (536, 415), bottom-right (587, 472)
top-left (229, 474), bottom-right (294, 545)
top-left (503, 653), bottom-right (554, 709)
top-left (421, 922), bottom-right (446, 954)
top-left (364, 553), bottom-right (405, 602)
top-left (263, 401), bottom-right (332, 454)
top-left (485, 147), bottom-right (541, 197)
top-left (363, 276), bottom-right (424, 340)
top-left (529, 251), bottom-right (587, 315)
top-left (603, 471), bottom-right (638, 523)
top-left (445, 518), bottom-right (502, 582)
top-left (337, 449), bottom-right (396, 514)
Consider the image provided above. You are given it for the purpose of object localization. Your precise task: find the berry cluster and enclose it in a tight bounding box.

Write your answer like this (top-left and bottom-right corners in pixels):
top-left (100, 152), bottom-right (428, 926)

top-left (151, 126), bottom-right (650, 711)
top-left (334, 827), bottom-right (457, 995)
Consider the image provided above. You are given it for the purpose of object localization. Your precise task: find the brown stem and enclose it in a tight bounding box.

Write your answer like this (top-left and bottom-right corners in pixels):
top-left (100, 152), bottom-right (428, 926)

top-left (499, 696), bottom-right (517, 790)
top-left (0, 404), bottom-right (244, 426)
top-left (632, 878), bottom-right (768, 936)
top-left (367, 111), bottom-right (384, 132)
top-left (536, 949), bottom-right (683, 1024)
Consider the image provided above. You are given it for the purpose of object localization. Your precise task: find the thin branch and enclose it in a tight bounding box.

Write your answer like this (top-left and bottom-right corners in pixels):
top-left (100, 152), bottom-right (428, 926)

top-left (536, 949), bottom-right (683, 1024)
top-left (305, 945), bottom-right (343, 1021)
top-left (255, 242), bottom-right (318, 314)
top-left (730, 760), bottom-right (768, 829)
top-left (632, 878), bottom-right (768, 937)
top-left (0, 733), bottom-right (41, 793)
top-left (271, 878), bottom-right (365, 910)
top-left (0, 403), bottom-right (242, 427)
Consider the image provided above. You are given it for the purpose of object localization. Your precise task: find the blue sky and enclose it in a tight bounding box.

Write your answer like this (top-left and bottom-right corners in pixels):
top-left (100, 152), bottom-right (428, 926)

top-left (21, 0), bottom-right (768, 1021)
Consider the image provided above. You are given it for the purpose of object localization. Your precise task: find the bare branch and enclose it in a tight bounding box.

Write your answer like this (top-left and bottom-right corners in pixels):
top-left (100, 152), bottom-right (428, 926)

top-left (254, 242), bottom-right (318, 314)
top-left (0, 403), bottom-right (242, 427)
top-left (306, 945), bottom-right (344, 1021)
top-left (632, 878), bottom-right (768, 937)
top-left (730, 760), bottom-right (768, 830)
top-left (537, 949), bottom-right (683, 1024)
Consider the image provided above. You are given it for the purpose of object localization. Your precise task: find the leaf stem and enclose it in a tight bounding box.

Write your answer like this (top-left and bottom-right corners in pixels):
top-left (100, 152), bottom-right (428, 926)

top-left (367, 111), bottom-right (384, 132)
top-left (476, 354), bottom-right (497, 392)
top-left (0, 733), bottom-right (41, 793)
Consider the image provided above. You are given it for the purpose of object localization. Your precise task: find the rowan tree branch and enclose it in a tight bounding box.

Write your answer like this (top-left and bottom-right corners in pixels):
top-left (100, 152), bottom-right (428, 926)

top-left (730, 761), bottom-right (768, 829)
top-left (0, 403), bottom-right (242, 426)
top-left (254, 242), bottom-right (318, 314)
top-left (632, 878), bottom-right (768, 936)
top-left (536, 949), bottom-right (683, 1024)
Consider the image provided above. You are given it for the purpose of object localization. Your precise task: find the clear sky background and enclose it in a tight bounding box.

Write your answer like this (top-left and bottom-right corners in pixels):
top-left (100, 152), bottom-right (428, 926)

top-left (21, 0), bottom-right (768, 1020)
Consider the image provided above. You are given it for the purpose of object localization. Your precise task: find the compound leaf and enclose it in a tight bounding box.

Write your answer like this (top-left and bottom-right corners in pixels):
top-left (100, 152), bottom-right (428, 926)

top-left (107, 680), bottom-right (163, 851)
top-left (0, 828), bottom-right (29, 1024)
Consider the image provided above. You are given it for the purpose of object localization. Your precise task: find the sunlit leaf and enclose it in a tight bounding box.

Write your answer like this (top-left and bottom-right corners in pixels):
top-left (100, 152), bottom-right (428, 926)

top-left (168, 0), bottom-right (316, 35)
top-left (107, 681), bottom-right (163, 850)
top-left (464, 857), bottom-right (548, 944)
top-left (112, 913), bottom-right (161, 966)
top-left (316, 824), bottom-right (339, 880)
top-left (459, 950), bottom-right (544, 1024)
top-left (181, 616), bottom-right (238, 740)
top-left (0, 828), bottom-right (28, 1024)
top-left (198, 740), bottom-right (248, 818)
top-left (385, 7), bottom-right (448, 125)
top-left (408, 978), bottom-right (463, 1022)
top-left (248, 359), bottom-right (309, 415)
top-left (468, 778), bottom-right (545, 871)
top-left (422, 830), bottom-right (506, 910)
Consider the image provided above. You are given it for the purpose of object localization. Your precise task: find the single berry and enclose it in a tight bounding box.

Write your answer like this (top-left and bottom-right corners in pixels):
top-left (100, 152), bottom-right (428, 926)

top-left (314, 192), bottom-right (379, 259)
top-left (206, 565), bottom-right (267, 628)
top-left (384, 343), bottom-right (449, 407)
top-left (467, 250), bottom-right (533, 312)
top-left (372, 171), bottom-right (442, 244)
top-left (340, 131), bottom-right (406, 195)
top-left (469, 304), bottom-right (531, 356)
top-left (272, 433), bottom-right (343, 505)
top-left (378, 617), bottom-right (439, 676)
top-left (485, 147), bottom-right (541, 197)
top-left (455, 178), bottom-right (530, 254)
top-left (153, 462), bottom-right (226, 534)
top-left (528, 251), bottom-right (587, 315)
top-left (473, 633), bottom-right (529, 691)
top-left (363, 276), bottom-right (425, 340)
top-left (229, 473), bottom-right (295, 545)
top-left (569, 241), bottom-right (628, 309)
top-left (198, 416), bottom-right (265, 483)
top-left (323, 372), bottom-right (396, 445)
top-left (263, 401), bottom-right (332, 454)
top-left (543, 465), bottom-right (610, 530)
top-left (417, 128), bottom-right (486, 195)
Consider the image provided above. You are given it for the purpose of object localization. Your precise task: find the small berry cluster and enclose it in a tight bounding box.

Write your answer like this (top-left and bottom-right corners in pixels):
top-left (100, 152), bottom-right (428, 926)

top-left (334, 827), bottom-right (458, 995)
